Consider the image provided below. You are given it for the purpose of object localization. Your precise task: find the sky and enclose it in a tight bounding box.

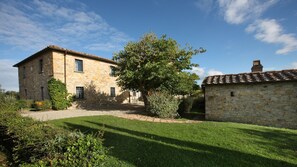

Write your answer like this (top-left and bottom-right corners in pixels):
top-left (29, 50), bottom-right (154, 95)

top-left (0, 0), bottom-right (297, 91)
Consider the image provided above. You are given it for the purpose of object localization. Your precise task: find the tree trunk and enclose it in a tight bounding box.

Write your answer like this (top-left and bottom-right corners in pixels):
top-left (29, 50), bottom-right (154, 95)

top-left (141, 90), bottom-right (149, 112)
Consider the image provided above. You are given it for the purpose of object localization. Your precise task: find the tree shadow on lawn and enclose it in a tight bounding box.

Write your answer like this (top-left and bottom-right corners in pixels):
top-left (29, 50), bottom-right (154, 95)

top-left (61, 121), bottom-right (296, 167)
top-left (236, 127), bottom-right (297, 161)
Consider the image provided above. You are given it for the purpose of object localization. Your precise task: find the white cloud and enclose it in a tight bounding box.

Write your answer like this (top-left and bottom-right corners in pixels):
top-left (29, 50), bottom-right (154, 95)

top-left (207, 69), bottom-right (224, 76)
top-left (191, 67), bottom-right (205, 77)
top-left (195, 0), bottom-right (214, 15)
top-left (0, 0), bottom-right (131, 51)
top-left (246, 19), bottom-right (297, 54)
top-left (84, 43), bottom-right (117, 52)
top-left (290, 62), bottom-right (297, 69)
top-left (218, 0), bottom-right (277, 24)
top-left (0, 59), bottom-right (18, 91)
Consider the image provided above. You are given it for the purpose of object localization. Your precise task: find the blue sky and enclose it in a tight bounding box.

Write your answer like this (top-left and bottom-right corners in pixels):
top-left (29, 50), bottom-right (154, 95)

top-left (0, 0), bottom-right (297, 91)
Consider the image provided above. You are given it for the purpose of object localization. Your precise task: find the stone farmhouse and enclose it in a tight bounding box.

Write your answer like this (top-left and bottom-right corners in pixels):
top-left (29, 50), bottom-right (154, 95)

top-left (13, 45), bottom-right (140, 103)
top-left (202, 60), bottom-right (297, 129)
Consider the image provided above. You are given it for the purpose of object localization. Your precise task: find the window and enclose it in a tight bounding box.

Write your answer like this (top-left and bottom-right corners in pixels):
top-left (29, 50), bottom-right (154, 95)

top-left (110, 87), bottom-right (116, 97)
top-left (76, 87), bottom-right (84, 99)
top-left (110, 66), bottom-right (116, 76)
top-left (23, 66), bottom-right (26, 78)
top-left (230, 91), bottom-right (234, 97)
top-left (133, 91), bottom-right (136, 96)
top-left (75, 59), bottom-right (83, 72)
top-left (41, 87), bottom-right (44, 100)
top-left (39, 59), bottom-right (43, 73)
top-left (24, 89), bottom-right (27, 98)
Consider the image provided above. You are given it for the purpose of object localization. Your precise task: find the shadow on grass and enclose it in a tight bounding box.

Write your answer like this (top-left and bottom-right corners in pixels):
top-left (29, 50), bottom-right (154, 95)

top-left (237, 128), bottom-right (297, 160)
top-left (61, 121), bottom-right (296, 167)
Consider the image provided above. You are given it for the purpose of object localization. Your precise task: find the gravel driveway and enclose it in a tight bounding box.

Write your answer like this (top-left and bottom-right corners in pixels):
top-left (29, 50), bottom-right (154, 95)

top-left (21, 109), bottom-right (137, 121)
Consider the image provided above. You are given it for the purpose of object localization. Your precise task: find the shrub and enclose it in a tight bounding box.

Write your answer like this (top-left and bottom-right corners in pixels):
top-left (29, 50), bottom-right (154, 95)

top-left (0, 95), bottom-right (19, 111)
top-left (192, 96), bottom-right (205, 113)
top-left (46, 132), bottom-right (106, 166)
top-left (0, 110), bottom-right (106, 166)
top-left (0, 110), bottom-right (60, 165)
top-left (18, 100), bottom-right (34, 110)
top-left (147, 91), bottom-right (180, 118)
top-left (48, 78), bottom-right (71, 110)
top-left (32, 100), bottom-right (52, 111)
top-left (178, 97), bottom-right (194, 114)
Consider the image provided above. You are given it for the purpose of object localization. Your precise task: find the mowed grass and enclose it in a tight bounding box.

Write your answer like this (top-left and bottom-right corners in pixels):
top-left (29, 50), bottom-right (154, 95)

top-left (51, 116), bottom-right (297, 167)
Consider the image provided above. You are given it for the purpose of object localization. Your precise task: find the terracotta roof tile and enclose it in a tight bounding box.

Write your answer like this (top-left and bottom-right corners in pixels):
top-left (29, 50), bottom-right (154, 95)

top-left (202, 69), bottom-right (297, 86)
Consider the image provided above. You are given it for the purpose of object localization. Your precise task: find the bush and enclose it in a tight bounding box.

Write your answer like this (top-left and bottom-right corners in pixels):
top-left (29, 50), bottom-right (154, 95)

top-left (48, 78), bottom-right (71, 110)
top-left (177, 97), bottom-right (194, 114)
top-left (192, 96), bottom-right (205, 113)
top-left (0, 110), bottom-right (60, 165)
top-left (18, 100), bottom-right (34, 110)
top-left (0, 95), bottom-right (19, 111)
top-left (32, 100), bottom-right (52, 111)
top-left (46, 132), bottom-right (106, 166)
top-left (147, 91), bottom-right (180, 118)
top-left (0, 110), bottom-right (106, 166)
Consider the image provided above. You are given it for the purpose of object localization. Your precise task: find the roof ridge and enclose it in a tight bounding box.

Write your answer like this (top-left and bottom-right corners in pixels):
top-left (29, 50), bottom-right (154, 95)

top-left (206, 69), bottom-right (297, 77)
top-left (203, 69), bottom-right (297, 86)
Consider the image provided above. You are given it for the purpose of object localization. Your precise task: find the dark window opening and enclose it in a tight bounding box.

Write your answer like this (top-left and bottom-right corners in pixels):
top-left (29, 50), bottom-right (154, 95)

top-left (39, 59), bottom-right (43, 73)
top-left (25, 89), bottom-right (27, 98)
top-left (110, 87), bottom-right (116, 97)
top-left (230, 91), bottom-right (234, 97)
top-left (110, 66), bottom-right (116, 76)
top-left (76, 87), bottom-right (84, 99)
top-left (41, 87), bottom-right (44, 100)
top-left (75, 59), bottom-right (83, 72)
top-left (23, 66), bottom-right (26, 78)
top-left (133, 91), bottom-right (137, 96)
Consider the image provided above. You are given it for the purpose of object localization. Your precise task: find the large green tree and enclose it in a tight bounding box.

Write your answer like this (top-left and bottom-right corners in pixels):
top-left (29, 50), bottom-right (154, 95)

top-left (113, 33), bottom-right (205, 108)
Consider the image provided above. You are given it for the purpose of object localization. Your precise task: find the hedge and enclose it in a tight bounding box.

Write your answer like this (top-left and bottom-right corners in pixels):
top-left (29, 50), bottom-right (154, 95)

top-left (0, 110), bottom-right (107, 166)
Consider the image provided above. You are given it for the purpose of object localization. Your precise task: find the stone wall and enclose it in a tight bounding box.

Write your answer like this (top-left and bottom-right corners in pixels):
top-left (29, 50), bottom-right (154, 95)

top-left (18, 51), bottom-right (53, 100)
top-left (205, 82), bottom-right (297, 129)
top-left (18, 50), bottom-right (141, 104)
top-left (52, 51), bottom-right (122, 98)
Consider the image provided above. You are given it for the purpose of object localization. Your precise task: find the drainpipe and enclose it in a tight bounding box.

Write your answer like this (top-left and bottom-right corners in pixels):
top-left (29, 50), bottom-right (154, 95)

top-left (64, 51), bottom-right (67, 85)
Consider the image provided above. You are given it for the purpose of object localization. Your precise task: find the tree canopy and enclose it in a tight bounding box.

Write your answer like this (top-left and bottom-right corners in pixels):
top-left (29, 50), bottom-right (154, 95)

top-left (113, 33), bottom-right (205, 106)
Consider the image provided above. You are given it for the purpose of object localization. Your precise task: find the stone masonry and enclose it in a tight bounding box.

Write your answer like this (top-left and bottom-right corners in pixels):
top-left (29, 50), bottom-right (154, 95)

top-left (14, 45), bottom-right (139, 102)
top-left (17, 50), bottom-right (53, 100)
top-left (52, 51), bottom-right (121, 97)
top-left (205, 82), bottom-right (297, 129)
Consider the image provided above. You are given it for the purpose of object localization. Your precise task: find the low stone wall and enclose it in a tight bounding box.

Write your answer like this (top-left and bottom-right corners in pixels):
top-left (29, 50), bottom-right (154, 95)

top-left (205, 82), bottom-right (297, 129)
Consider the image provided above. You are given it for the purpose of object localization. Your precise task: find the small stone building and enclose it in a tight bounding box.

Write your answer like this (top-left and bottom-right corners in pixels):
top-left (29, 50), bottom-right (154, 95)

top-left (202, 60), bottom-right (297, 129)
top-left (13, 45), bottom-right (140, 103)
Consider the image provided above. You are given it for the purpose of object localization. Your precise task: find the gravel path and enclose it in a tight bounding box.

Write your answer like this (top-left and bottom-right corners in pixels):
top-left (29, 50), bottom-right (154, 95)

top-left (21, 109), bottom-right (135, 121)
top-left (21, 109), bottom-right (200, 123)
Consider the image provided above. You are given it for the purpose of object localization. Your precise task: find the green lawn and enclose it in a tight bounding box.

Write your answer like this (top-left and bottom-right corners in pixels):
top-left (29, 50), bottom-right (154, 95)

top-left (51, 116), bottom-right (297, 167)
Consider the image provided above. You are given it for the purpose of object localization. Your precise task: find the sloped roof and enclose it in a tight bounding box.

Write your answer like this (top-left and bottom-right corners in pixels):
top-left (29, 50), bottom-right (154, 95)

top-left (13, 45), bottom-right (117, 67)
top-left (202, 69), bottom-right (297, 86)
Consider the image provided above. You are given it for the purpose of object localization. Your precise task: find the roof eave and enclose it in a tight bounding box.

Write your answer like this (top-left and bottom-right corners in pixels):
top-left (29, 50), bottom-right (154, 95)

top-left (13, 45), bottom-right (118, 67)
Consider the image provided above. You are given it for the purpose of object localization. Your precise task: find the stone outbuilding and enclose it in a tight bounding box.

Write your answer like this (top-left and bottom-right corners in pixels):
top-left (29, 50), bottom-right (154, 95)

top-left (13, 45), bottom-right (141, 103)
top-left (202, 60), bottom-right (297, 129)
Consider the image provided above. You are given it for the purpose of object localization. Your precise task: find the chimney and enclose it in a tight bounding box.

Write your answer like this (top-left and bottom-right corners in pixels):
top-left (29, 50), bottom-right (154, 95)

top-left (251, 60), bottom-right (263, 72)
